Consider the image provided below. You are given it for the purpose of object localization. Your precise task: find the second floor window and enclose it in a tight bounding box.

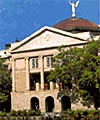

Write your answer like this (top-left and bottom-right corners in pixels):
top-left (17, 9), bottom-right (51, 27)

top-left (32, 58), bottom-right (38, 68)
top-left (46, 56), bottom-right (53, 68)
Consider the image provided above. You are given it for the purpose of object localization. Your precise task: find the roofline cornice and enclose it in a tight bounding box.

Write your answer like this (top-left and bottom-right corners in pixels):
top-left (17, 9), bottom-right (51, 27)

top-left (11, 42), bottom-right (88, 54)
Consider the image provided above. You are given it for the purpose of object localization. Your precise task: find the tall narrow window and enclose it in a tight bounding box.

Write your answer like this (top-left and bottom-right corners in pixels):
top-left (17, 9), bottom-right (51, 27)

top-left (47, 57), bottom-right (50, 67)
top-left (51, 56), bottom-right (54, 68)
top-left (36, 58), bottom-right (38, 68)
top-left (32, 57), bottom-right (39, 68)
top-left (32, 59), bottom-right (35, 68)
top-left (46, 56), bottom-right (53, 68)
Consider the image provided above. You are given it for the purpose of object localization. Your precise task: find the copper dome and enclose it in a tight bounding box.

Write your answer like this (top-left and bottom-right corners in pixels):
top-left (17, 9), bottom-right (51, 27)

top-left (54, 18), bottom-right (100, 32)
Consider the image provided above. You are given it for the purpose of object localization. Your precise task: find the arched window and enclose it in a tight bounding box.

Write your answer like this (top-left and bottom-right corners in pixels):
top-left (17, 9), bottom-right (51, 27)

top-left (61, 96), bottom-right (71, 111)
top-left (45, 96), bottom-right (54, 112)
top-left (30, 97), bottom-right (39, 111)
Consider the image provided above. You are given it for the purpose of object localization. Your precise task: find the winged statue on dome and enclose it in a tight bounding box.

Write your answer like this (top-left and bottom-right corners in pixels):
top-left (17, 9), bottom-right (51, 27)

top-left (69, 0), bottom-right (80, 17)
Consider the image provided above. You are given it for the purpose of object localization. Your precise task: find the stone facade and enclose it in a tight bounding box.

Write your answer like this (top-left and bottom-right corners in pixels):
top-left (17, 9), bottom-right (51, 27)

top-left (11, 44), bottom-right (63, 112)
top-left (0, 26), bottom-right (99, 112)
top-left (10, 26), bottom-right (96, 112)
top-left (11, 89), bottom-right (61, 112)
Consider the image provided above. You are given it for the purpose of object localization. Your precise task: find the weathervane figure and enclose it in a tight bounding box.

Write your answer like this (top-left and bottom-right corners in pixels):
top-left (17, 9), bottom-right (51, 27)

top-left (69, 0), bottom-right (80, 18)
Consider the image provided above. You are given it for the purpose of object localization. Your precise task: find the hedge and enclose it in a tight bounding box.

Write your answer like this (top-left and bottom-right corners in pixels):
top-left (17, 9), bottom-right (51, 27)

top-left (0, 109), bottom-right (41, 117)
top-left (0, 110), bottom-right (100, 120)
top-left (60, 110), bottom-right (100, 120)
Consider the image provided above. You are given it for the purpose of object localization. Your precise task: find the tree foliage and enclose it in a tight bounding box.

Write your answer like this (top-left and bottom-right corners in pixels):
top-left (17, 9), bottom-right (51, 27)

top-left (0, 58), bottom-right (12, 111)
top-left (48, 40), bottom-right (100, 109)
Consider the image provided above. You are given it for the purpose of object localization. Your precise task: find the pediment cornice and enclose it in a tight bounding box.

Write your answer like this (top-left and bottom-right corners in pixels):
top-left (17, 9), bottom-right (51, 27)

top-left (11, 26), bottom-right (92, 53)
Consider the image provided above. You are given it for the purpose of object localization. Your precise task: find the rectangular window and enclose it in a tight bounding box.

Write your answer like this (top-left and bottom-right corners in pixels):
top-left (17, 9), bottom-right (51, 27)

top-left (32, 58), bottom-right (35, 68)
top-left (51, 56), bottom-right (54, 68)
top-left (47, 57), bottom-right (50, 67)
top-left (46, 56), bottom-right (53, 68)
top-left (32, 57), bottom-right (39, 68)
top-left (36, 58), bottom-right (38, 68)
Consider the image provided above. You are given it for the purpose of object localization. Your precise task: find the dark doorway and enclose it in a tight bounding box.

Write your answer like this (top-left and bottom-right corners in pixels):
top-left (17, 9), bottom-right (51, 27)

top-left (61, 96), bottom-right (71, 111)
top-left (31, 97), bottom-right (39, 111)
top-left (45, 96), bottom-right (54, 112)
top-left (30, 73), bottom-right (40, 90)
top-left (44, 72), bottom-right (50, 90)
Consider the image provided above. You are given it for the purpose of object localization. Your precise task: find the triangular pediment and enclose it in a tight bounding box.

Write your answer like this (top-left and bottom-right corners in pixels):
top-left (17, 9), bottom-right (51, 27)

top-left (11, 26), bottom-right (91, 53)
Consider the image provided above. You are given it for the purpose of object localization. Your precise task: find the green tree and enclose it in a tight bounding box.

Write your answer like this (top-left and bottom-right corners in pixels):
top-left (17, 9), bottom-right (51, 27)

top-left (0, 58), bottom-right (12, 112)
top-left (48, 40), bottom-right (100, 109)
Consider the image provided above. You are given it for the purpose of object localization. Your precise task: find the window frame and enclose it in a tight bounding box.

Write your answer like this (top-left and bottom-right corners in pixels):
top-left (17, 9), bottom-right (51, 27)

top-left (32, 57), bottom-right (39, 69)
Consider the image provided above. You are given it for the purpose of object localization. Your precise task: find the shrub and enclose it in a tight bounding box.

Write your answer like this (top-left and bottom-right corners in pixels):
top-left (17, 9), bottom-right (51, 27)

top-left (26, 110), bottom-right (36, 116)
top-left (9, 110), bottom-right (17, 116)
top-left (0, 111), bottom-right (6, 117)
top-left (60, 110), bottom-right (100, 120)
top-left (9, 109), bottom-right (41, 117)
top-left (27, 109), bottom-right (41, 116)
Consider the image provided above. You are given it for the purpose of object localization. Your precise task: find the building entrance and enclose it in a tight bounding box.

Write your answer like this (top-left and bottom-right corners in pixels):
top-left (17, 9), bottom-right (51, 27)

top-left (31, 97), bottom-right (39, 111)
top-left (61, 96), bottom-right (71, 111)
top-left (45, 96), bottom-right (54, 112)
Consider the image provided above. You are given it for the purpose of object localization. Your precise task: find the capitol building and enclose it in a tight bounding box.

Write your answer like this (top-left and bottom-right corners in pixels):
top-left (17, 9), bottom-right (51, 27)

top-left (0, 1), bottom-right (100, 112)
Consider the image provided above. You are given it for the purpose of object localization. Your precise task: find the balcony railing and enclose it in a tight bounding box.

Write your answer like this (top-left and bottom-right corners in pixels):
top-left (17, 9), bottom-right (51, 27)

top-left (30, 82), bottom-right (60, 91)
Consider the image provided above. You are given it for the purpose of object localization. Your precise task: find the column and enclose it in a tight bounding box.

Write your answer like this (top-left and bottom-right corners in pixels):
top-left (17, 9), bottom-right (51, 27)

top-left (56, 83), bottom-right (59, 89)
top-left (36, 82), bottom-right (39, 91)
top-left (50, 81), bottom-right (53, 90)
top-left (40, 56), bottom-right (44, 90)
top-left (12, 58), bottom-right (16, 91)
top-left (25, 57), bottom-right (30, 91)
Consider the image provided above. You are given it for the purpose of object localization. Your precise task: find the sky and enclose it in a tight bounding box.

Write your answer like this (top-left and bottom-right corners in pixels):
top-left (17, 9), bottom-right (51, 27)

top-left (0, 0), bottom-right (99, 50)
